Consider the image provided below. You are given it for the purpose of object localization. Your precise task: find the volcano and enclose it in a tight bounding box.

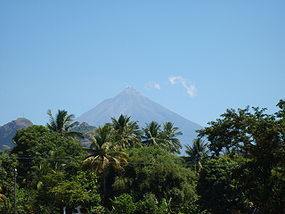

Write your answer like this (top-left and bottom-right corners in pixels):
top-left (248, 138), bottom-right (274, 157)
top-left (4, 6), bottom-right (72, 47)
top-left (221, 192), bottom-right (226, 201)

top-left (77, 87), bottom-right (202, 152)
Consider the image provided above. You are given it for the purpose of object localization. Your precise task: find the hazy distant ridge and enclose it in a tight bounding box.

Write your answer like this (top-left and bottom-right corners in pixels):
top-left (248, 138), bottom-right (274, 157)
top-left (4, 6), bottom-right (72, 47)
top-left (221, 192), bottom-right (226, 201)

top-left (77, 88), bottom-right (202, 150)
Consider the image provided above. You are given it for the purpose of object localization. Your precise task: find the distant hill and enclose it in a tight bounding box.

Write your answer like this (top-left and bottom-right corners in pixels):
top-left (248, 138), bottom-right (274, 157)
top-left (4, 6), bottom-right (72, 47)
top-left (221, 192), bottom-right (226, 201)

top-left (77, 87), bottom-right (202, 153)
top-left (0, 118), bottom-right (33, 150)
top-left (70, 121), bottom-right (96, 134)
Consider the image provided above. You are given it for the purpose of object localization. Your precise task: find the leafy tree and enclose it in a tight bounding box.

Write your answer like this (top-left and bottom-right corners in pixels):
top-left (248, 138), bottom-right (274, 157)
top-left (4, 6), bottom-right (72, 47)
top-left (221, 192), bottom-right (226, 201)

top-left (0, 151), bottom-right (18, 213)
top-left (12, 125), bottom-right (85, 186)
top-left (113, 147), bottom-right (198, 213)
top-left (111, 193), bottom-right (136, 214)
top-left (198, 102), bottom-right (285, 213)
top-left (49, 171), bottom-right (102, 214)
top-left (197, 156), bottom-right (249, 213)
top-left (111, 115), bottom-right (142, 148)
top-left (11, 125), bottom-right (86, 213)
top-left (135, 193), bottom-right (169, 214)
top-left (14, 188), bottom-right (37, 214)
top-left (111, 193), bottom-right (170, 214)
top-left (47, 109), bottom-right (82, 138)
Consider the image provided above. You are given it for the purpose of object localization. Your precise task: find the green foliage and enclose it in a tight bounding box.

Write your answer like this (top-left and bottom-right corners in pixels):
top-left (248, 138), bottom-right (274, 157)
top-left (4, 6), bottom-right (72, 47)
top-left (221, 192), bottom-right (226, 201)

top-left (9, 125), bottom-right (101, 213)
top-left (198, 106), bottom-right (283, 159)
top-left (50, 172), bottom-right (101, 210)
top-left (0, 102), bottom-right (283, 213)
top-left (113, 147), bottom-right (198, 213)
top-left (197, 156), bottom-right (250, 213)
top-left (111, 114), bottom-right (142, 148)
top-left (135, 194), bottom-right (169, 214)
top-left (34, 170), bottom-right (102, 213)
top-left (14, 188), bottom-right (37, 214)
top-left (160, 122), bottom-right (182, 153)
top-left (83, 124), bottom-right (128, 207)
top-left (84, 125), bottom-right (128, 174)
top-left (12, 125), bottom-right (85, 186)
top-left (47, 109), bottom-right (82, 138)
top-left (233, 159), bottom-right (285, 213)
top-left (198, 102), bottom-right (285, 213)
top-left (0, 151), bottom-right (18, 213)
top-left (111, 193), bottom-right (136, 214)
top-left (111, 193), bottom-right (169, 214)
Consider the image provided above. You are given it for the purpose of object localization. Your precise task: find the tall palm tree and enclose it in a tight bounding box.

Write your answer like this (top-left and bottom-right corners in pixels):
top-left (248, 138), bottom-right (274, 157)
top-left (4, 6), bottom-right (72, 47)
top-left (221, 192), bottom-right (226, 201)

top-left (111, 114), bottom-right (141, 148)
top-left (142, 121), bottom-right (163, 146)
top-left (47, 109), bottom-right (82, 138)
top-left (185, 139), bottom-right (208, 173)
top-left (161, 122), bottom-right (182, 153)
top-left (83, 125), bottom-right (128, 197)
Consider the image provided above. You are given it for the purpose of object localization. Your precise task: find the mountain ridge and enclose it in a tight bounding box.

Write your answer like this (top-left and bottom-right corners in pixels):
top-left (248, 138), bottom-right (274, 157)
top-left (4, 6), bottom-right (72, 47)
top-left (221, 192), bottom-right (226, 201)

top-left (0, 118), bottom-right (33, 149)
top-left (77, 87), bottom-right (202, 152)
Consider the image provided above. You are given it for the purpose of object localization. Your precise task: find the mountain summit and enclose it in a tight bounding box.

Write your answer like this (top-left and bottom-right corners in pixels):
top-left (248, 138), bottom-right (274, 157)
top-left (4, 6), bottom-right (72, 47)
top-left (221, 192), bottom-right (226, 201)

top-left (0, 118), bottom-right (33, 149)
top-left (77, 87), bottom-right (202, 151)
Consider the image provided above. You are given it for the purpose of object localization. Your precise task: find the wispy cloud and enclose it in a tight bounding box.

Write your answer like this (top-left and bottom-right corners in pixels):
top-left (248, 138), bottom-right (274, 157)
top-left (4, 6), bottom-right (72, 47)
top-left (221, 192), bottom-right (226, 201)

top-left (168, 76), bottom-right (197, 97)
top-left (145, 82), bottom-right (161, 90)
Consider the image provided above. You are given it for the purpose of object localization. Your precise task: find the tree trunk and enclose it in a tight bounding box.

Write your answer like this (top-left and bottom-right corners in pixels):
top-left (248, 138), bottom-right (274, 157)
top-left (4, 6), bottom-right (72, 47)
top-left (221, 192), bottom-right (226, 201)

top-left (103, 171), bottom-right (107, 198)
top-left (102, 170), bottom-right (109, 206)
top-left (231, 209), bottom-right (241, 214)
top-left (66, 207), bottom-right (73, 214)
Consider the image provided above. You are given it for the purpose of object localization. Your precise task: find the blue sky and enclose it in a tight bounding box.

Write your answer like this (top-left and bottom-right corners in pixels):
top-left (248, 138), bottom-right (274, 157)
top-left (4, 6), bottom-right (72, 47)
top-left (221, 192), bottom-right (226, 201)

top-left (0, 0), bottom-right (284, 126)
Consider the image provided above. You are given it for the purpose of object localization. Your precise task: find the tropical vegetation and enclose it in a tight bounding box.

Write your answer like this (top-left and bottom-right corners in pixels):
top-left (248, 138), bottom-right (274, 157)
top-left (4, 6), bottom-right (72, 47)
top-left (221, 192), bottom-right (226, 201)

top-left (0, 100), bottom-right (284, 213)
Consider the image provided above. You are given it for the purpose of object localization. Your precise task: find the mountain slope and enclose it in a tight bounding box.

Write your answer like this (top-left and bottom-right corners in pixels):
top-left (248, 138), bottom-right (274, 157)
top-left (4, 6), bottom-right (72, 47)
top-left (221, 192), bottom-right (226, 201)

top-left (77, 87), bottom-right (202, 151)
top-left (0, 118), bottom-right (33, 149)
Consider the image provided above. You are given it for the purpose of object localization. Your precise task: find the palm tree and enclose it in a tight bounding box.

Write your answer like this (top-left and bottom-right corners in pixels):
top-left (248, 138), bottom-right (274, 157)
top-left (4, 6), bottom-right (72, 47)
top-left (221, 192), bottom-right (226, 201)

top-left (142, 121), bottom-right (163, 146)
top-left (83, 125), bottom-right (128, 198)
top-left (142, 121), bottom-right (182, 153)
top-left (47, 109), bottom-right (82, 138)
top-left (185, 139), bottom-right (208, 173)
top-left (111, 114), bottom-right (141, 148)
top-left (161, 122), bottom-right (182, 153)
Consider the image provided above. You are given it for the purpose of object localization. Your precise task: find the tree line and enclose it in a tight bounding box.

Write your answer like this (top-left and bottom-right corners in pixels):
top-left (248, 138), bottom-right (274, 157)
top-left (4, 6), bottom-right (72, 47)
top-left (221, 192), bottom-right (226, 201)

top-left (0, 100), bottom-right (284, 213)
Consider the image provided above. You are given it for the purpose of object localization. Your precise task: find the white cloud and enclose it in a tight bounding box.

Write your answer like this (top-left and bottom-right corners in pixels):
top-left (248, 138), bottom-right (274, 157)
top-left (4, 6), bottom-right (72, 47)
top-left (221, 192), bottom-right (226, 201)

top-left (145, 82), bottom-right (161, 90)
top-left (168, 76), bottom-right (197, 97)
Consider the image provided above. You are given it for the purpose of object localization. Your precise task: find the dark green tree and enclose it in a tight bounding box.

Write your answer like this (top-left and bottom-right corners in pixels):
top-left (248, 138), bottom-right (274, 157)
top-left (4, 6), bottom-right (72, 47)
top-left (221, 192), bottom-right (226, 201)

top-left (0, 151), bottom-right (18, 213)
top-left (111, 193), bottom-right (136, 214)
top-left (197, 156), bottom-right (250, 213)
top-left (11, 125), bottom-right (87, 213)
top-left (198, 101), bottom-right (285, 213)
top-left (113, 147), bottom-right (199, 213)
